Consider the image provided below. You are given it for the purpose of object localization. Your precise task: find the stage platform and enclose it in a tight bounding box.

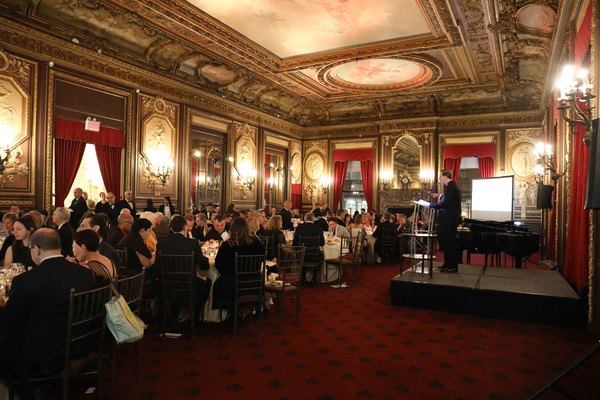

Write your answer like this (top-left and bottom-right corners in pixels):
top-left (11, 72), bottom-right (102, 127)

top-left (390, 263), bottom-right (582, 326)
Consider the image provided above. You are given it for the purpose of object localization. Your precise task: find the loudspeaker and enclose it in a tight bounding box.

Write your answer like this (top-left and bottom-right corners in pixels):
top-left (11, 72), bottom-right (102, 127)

top-left (536, 184), bottom-right (554, 209)
top-left (586, 118), bottom-right (600, 209)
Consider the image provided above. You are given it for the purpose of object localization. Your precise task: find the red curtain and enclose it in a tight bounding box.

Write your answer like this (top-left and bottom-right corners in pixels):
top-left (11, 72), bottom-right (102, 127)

top-left (477, 157), bottom-right (495, 178)
top-left (54, 138), bottom-right (86, 207)
top-left (444, 158), bottom-right (461, 184)
top-left (360, 160), bottom-right (373, 212)
top-left (562, 2), bottom-right (592, 295)
top-left (333, 161), bottom-right (348, 212)
top-left (55, 118), bottom-right (124, 147)
top-left (291, 183), bottom-right (302, 210)
top-left (95, 145), bottom-right (122, 200)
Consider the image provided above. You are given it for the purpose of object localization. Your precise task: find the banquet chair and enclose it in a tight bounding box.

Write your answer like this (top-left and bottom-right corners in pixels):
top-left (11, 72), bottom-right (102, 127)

top-left (297, 235), bottom-right (322, 284)
top-left (380, 227), bottom-right (398, 263)
top-left (115, 249), bottom-right (128, 273)
top-left (218, 252), bottom-right (266, 338)
top-left (324, 236), bottom-right (359, 288)
top-left (9, 283), bottom-right (112, 400)
top-left (108, 270), bottom-right (146, 389)
top-left (265, 245), bottom-right (305, 322)
top-left (156, 252), bottom-right (197, 338)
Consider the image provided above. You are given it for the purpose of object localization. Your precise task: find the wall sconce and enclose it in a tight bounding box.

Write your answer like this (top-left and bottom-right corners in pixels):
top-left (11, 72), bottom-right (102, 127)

top-left (141, 151), bottom-right (173, 190)
top-left (556, 65), bottom-right (596, 146)
top-left (380, 170), bottom-right (393, 190)
top-left (533, 142), bottom-right (565, 184)
top-left (228, 156), bottom-right (256, 198)
top-left (419, 169), bottom-right (434, 190)
top-left (0, 141), bottom-right (29, 187)
top-left (320, 175), bottom-right (331, 195)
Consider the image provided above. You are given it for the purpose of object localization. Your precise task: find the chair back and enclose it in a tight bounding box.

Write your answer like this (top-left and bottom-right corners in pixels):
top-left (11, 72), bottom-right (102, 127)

top-left (298, 235), bottom-right (321, 262)
top-left (234, 253), bottom-right (266, 303)
top-left (338, 236), bottom-right (357, 258)
top-left (157, 252), bottom-right (196, 304)
top-left (116, 270), bottom-right (145, 316)
top-left (115, 249), bottom-right (128, 271)
top-left (277, 245), bottom-right (306, 286)
top-left (65, 283), bottom-right (112, 368)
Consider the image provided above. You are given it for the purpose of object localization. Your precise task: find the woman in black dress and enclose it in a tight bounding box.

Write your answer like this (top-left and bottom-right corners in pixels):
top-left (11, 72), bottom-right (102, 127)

top-left (3, 215), bottom-right (36, 270)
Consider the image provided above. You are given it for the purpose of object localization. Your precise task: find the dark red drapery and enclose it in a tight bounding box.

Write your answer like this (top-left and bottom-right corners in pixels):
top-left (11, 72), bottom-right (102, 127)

top-left (333, 161), bottom-right (348, 212)
top-left (477, 157), bottom-right (495, 178)
top-left (360, 160), bottom-right (373, 212)
top-left (291, 183), bottom-right (302, 210)
top-left (333, 149), bottom-right (374, 162)
top-left (444, 158), bottom-right (461, 184)
top-left (95, 145), bottom-right (122, 200)
top-left (54, 118), bottom-right (125, 147)
top-left (563, 2), bottom-right (592, 295)
top-left (54, 138), bottom-right (86, 207)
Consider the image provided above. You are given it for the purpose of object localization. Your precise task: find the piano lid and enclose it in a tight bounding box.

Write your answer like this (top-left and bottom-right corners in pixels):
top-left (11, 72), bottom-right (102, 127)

top-left (463, 218), bottom-right (530, 233)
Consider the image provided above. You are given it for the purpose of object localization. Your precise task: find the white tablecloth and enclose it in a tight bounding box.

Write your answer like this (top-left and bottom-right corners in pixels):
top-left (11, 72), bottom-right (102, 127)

top-left (201, 257), bottom-right (227, 323)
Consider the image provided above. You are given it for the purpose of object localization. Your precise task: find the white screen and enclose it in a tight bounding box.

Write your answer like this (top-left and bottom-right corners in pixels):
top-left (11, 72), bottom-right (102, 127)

top-left (471, 176), bottom-right (514, 221)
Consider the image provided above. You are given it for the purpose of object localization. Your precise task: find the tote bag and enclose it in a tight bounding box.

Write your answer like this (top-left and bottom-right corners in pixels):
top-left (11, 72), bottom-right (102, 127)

top-left (105, 285), bottom-right (146, 344)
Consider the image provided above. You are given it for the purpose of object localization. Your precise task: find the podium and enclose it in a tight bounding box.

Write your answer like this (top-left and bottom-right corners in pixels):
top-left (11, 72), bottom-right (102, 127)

top-left (401, 200), bottom-right (437, 277)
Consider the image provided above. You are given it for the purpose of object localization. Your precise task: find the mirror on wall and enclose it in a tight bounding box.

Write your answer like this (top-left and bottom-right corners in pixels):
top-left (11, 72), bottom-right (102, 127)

top-left (264, 146), bottom-right (287, 210)
top-left (190, 131), bottom-right (224, 208)
top-left (393, 135), bottom-right (422, 189)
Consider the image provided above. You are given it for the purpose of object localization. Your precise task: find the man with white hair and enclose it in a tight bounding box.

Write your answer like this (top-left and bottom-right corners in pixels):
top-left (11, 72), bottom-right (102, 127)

top-left (280, 200), bottom-right (293, 230)
top-left (68, 187), bottom-right (88, 229)
top-left (52, 206), bottom-right (74, 257)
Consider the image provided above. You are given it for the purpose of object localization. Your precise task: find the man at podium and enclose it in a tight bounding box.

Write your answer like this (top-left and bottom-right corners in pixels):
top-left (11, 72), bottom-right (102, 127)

top-left (430, 170), bottom-right (462, 272)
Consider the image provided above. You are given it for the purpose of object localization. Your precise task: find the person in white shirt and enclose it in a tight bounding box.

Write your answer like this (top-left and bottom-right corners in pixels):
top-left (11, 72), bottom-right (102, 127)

top-left (327, 217), bottom-right (350, 238)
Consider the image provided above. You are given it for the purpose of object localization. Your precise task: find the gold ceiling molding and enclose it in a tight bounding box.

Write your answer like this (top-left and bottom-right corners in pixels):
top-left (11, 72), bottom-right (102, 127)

top-left (264, 134), bottom-right (290, 149)
top-left (444, 135), bottom-right (496, 145)
top-left (332, 139), bottom-right (377, 150)
top-left (190, 114), bottom-right (231, 133)
top-left (0, 18), bottom-right (299, 136)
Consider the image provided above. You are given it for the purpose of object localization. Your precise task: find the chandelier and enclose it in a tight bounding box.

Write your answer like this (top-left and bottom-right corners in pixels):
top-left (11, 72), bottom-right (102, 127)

top-left (556, 65), bottom-right (595, 146)
top-left (141, 152), bottom-right (174, 190)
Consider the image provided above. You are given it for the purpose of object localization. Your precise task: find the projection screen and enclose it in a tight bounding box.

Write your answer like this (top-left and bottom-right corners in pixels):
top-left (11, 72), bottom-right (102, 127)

top-left (471, 176), bottom-right (514, 221)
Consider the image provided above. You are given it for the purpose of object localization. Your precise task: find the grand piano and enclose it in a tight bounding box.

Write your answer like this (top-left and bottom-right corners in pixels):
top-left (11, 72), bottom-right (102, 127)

top-left (459, 219), bottom-right (540, 268)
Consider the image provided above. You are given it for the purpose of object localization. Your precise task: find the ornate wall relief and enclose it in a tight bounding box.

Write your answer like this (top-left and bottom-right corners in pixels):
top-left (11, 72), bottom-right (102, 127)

top-left (0, 48), bottom-right (34, 196)
top-left (302, 140), bottom-right (328, 209)
top-left (506, 128), bottom-right (542, 219)
top-left (290, 141), bottom-right (302, 184)
top-left (231, 122), bottom-right (258, 202)
top-left (138, 95), bottom-right (179, 197)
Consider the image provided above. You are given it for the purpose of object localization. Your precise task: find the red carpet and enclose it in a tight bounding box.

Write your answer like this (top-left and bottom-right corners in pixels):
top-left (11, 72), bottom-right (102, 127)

top-left (105, 263), bottom-right (598, 400)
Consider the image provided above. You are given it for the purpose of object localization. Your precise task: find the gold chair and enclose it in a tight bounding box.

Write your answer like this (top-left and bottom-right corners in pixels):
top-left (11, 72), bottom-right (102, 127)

top-left (297, 235), bottom-right (322, 284)
top-left (265, 245), bottom-right (306, 322)
top-left (324, 236), bottom-right (361, 288)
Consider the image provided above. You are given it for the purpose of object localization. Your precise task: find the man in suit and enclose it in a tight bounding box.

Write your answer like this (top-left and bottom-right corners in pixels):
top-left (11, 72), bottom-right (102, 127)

top-left (52, 206), bottom-right (74, 257)
top-left (280, 200), bottom-right (294, 230)
top-left (116, 190), bottom-right (138, 219)
top-left (372, 212), bottom-right (397, 262)
top-left (107, 213), bottom-right (134, 248)
top-left (293, 212), bottom-right (325, 247)
top-left (431, 169), bottom-right (462, 272)
top-left (0, 228), bottom-right (96, 392)
top-left (204, 215), bottom-right (228, 241)
top-left (315, 208), bottom-right (329, 232)
top-left (156, 216), bottom-right (210, 328)
top-left (103, 192), bottom-right (119, 226)
top-left (335, 209), bottom-right (347, 227)
top-left (312, 201), bottom-right (327, 218)
top-left (68, 187), bottom-right (88, 229)
top-left (78, 213), bottom-right (120, 269)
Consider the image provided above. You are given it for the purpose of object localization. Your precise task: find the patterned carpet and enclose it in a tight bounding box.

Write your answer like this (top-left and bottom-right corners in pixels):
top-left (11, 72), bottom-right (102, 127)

top-left (103, 262), bottom-right (598, 400)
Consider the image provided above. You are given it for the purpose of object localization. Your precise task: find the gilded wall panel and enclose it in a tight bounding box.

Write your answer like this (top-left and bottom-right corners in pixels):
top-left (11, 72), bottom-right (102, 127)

top-left (137, 94), bottom-right (179, 198)
top-left (303, 140), bottom-right (328, 209)
top-left (506, 128), bottom-right (542, 220)
top-left (0, 48), bottom-right (35, 197)
top-left (231, 122), bottom-right (258, 203)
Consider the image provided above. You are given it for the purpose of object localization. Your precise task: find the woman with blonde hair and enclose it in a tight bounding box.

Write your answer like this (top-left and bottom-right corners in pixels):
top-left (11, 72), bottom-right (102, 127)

top-left (263, 215), bottom-right (286, 264)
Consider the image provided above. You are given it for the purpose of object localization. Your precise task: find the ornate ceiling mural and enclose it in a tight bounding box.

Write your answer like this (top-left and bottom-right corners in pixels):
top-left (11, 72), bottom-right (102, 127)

top-left (0, 0), bottom-right (561, 127)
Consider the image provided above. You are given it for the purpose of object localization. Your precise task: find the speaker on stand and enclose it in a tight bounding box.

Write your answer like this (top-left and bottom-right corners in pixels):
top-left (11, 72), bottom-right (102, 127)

top-left (536, 184), bottom-right (554, 261)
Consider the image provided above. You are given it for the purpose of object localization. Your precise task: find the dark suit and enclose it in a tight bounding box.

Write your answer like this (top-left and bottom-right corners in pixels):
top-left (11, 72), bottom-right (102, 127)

top-left (191, 226), bottom-right (206, 241)
top-left (107, 228), bottom-right (127, 249)
top-left (158, 204), bottom-right (175, 216)
top-left (57, 223), bottom-right (74, 257)
top-left (280, 208), bottom-right (293, 230)
top-left (102, 202), bottom-right (119, 226)
top-left (69, 196), bottom-right (88, 229)
top-left (204, 228), bottom-right (225, 242)
top-left (315, 217), bottom-right (328, 232)
top-left (432, 180), bottom-right (462, 268)
top-left (98, 239), bottom-right (120, 269)
top-left (156, 233), bottom-right (211, 321)
top-left (0, 234), bottom-right (15, 263)
top-left (115, 199), bottom-right (137, 218)
top-left (0, 256), bottom-right (96, 379)
top-left (336, 217), bottom-right (346, 227)
top-left (293, 222), bottom-right (325, 247)
top-left (373, 220), bottom-right (397, 257)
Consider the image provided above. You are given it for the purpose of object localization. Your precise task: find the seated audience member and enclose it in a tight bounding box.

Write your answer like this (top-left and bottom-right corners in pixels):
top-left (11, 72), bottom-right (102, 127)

top-left (107, 213), bottom-right (134, 248)
top-left (246, 216), bottom-right (259, 239)
top-left (349, 213), bottom-right (367, 239)
top-left (117, 218), bottom-right (156, 273)
top-left (140, 211), bottom-right (158, 254)
top-left (255, 210), bottom-right (269, 236)
top-left (327, 217), bottom-right (350, 238)
top-left (344, 213), bottom-right (353, 227)
top-left (315, 209), bottom-right (329, 232)
top-left (25, 210), bottom-right (45, 231)
top-left (184, 214), bottom-right (195, 239)
top-left (154, 215), bottom-right (171, 242)
top-left (9, 204), bottom-right (21, 217)
top-left (292, 212), bottom-right (325, 248)
top-left (0, 228), bottom-right (96, 398)
top-left (78, 213), bottom-right (120, 269)
top-left (372, 212), bottom-right (397, 261)
top-left (212, 217), bottom-right (265, 310)
top-left (224, 213), bottom-right (233, 231)
top-left (72, 229), bottom-right (117, 285)
top-left (192, 212), bottom-right (208, 241)
top-left (0, 213), bottom-right (17, 263)
top-left (156, 216), bottom-right (211, 327)
top-left (144, 198), bottom-right (158, 212)
top-left (335, 209), bottom-right (347, 227)
top-left (52, 206), bottom-right (74, 257)
top-left (263, 215), bottom-right (286, 265)
top-left (3, 215), bottom-right (37, 270)
top-left (362, 212), bottom-right (375, 231)
top-left (204, 215), bottom-right (228, 241)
